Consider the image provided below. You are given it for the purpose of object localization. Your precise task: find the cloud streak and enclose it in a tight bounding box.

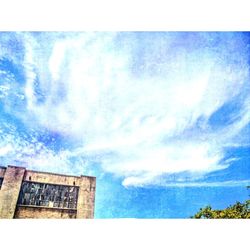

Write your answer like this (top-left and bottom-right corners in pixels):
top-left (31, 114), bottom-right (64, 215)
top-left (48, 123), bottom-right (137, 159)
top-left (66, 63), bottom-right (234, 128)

top-left (122, 177), bottom-right (250, 188)
top-left (0, 32), bottom-right (249, 186)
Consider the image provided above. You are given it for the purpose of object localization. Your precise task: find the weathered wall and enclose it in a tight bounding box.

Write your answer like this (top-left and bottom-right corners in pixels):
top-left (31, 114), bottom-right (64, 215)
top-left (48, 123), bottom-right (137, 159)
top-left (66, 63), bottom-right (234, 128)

top-left (77, 176), bottom-right (96, 219)
top-left (15, 206), bottom-right (77, 219)
top-left (0, 166), bottom-right (96, 219)
top-left (22, 170), bottom-right (96, 218)
top-left (23, 170), bottom-right (83, 186)
top-left (0, 166), bottom-right (25, 218)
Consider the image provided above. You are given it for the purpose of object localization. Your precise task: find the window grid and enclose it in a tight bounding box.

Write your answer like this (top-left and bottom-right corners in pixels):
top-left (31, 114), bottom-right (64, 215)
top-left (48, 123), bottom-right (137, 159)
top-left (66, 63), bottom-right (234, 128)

top-left (18, 181), bottom-right (79, 209)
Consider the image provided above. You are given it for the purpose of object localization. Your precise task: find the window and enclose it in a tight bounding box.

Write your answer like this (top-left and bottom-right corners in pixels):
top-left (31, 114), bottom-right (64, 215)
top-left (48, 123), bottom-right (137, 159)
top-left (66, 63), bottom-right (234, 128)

top-left (0, 177), bottom-right (3, 189)
top-left (17, 181), bottom-right (79, 209)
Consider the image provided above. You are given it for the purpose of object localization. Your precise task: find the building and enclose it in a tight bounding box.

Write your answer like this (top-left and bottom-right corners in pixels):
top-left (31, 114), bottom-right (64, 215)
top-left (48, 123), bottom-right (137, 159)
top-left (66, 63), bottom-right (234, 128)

top-left (0, 165), bottom-right (96, 219)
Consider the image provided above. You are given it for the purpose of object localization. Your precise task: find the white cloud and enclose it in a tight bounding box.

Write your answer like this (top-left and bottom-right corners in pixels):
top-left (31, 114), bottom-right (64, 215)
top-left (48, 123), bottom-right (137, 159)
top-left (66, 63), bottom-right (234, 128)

top-left (0, 144), bottom-right (12, 156)
top-left (0, 32), bottom-right (250, 187)
top-left (123, 179), bottom-right (250, 188)
top-left (0, 126), bottom-right (87, 175)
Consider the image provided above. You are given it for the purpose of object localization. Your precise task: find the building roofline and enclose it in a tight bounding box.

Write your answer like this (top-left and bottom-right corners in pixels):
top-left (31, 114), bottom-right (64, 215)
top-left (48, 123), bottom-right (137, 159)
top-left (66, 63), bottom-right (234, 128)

top-left (8, 165), bottom-right (26, 170)
top-left (26, 169), bottom-right (96, 179)
top-left (1, 165), bottom-right (95, 179)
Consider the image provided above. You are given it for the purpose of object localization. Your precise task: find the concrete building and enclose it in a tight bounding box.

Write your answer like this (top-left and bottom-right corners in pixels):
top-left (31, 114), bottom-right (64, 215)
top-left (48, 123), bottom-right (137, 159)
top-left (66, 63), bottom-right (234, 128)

top-left (0, 165), bottom-right (96, 219)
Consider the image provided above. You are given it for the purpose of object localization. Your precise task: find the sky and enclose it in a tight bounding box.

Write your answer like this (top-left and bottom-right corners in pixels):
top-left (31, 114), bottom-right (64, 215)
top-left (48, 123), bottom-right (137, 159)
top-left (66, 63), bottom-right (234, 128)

top-left (0, 32), bottom-right (249, 218)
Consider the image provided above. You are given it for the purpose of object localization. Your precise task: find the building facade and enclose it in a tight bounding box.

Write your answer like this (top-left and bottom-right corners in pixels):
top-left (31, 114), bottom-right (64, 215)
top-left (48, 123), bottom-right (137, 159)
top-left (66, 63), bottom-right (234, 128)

top-left (0, 165), bottom-right (96, 219)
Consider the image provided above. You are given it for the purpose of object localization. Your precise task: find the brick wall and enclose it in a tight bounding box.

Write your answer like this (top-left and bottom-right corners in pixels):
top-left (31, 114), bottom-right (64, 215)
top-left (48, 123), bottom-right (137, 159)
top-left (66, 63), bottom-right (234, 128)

top-left (0, 166), bottom-right (96, 219)
top-left (0, 166), bottom-right (26, 218)
top-left (15, 206), bottom-right (77, 219)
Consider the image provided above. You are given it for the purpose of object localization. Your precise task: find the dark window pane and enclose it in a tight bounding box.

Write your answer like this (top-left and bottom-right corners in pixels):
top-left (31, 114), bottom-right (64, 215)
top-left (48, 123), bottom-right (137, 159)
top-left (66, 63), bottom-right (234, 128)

top-left (17, 181), bottom-right (79, 209)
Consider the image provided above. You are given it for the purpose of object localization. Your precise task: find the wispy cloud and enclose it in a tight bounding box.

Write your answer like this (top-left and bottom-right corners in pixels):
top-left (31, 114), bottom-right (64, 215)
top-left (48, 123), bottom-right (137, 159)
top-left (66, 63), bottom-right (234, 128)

top-left (0, 32), bottom-right (249, 186)
top-left (0, 124), bottom-right (88, 175)
top-left (123, 179), bottom-right (250, 188)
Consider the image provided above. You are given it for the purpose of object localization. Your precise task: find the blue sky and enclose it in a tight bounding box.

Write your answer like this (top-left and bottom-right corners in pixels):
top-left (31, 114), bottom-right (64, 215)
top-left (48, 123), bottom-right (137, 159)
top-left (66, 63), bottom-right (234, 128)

top-left (0, 32), bottom-right (249, 218)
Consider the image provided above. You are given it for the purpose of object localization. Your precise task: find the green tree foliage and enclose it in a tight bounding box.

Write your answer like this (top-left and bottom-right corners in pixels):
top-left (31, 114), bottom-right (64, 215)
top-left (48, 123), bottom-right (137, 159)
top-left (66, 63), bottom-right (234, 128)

top-left (192, 186), bottom-right (250, 219)
top-left (192, 200), bottom-right (250, 219)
